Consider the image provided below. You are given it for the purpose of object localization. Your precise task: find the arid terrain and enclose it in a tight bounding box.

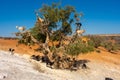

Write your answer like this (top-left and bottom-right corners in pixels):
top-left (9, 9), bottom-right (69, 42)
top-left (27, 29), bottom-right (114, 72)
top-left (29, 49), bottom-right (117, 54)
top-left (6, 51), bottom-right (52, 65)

top-left (0, 38), bottom-right (120, 80)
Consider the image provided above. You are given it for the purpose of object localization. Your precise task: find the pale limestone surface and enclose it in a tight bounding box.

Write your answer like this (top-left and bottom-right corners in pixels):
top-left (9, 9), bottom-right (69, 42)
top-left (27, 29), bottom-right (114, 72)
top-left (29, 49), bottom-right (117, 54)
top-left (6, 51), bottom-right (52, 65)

top-left (0, 50), bottom-right (120, 80)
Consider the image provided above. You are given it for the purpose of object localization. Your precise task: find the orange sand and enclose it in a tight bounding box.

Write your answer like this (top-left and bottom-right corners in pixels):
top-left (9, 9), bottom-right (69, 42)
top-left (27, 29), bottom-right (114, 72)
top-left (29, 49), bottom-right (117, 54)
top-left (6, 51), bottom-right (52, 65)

top-left (0, 39), bottom-right (120, 66)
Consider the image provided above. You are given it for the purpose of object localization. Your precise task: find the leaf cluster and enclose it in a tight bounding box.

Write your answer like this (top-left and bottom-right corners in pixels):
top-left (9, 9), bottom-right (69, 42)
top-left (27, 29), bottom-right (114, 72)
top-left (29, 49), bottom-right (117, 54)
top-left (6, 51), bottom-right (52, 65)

top-left (65, 40), bottom-right (94, 56)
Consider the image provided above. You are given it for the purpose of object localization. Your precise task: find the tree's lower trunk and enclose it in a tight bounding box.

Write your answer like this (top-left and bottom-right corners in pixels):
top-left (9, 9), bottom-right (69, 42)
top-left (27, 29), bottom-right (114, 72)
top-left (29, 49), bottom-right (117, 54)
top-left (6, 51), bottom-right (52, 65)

top-left (30, 35), bottom-right (39, 44)
top-left (30, 32), bottom-right (51, 54)
top-left (44, 32), bottom-right (51, 53)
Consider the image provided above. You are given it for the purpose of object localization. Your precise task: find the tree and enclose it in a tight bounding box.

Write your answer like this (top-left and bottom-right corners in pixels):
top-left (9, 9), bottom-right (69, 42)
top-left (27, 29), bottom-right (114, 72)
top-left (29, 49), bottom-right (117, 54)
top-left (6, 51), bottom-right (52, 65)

top-left (30, 3), bottom-right (80, 47)
top-left (16, 2), bottom-right (82, 55)
top-left (65, 39), bottom-right (94, 57)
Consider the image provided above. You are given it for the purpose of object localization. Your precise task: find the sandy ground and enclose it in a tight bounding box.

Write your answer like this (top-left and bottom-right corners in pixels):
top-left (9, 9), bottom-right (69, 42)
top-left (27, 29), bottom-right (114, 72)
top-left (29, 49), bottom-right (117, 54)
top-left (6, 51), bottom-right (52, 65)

top-left (0, 39), bottom-right (120, 80)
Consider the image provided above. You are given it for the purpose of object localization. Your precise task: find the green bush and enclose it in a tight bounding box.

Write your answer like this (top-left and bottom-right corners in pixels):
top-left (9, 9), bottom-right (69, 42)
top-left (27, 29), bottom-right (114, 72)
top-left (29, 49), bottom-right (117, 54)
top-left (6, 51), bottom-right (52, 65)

top-left (88, 36), bottom-right (105, 48)
top-left (65, 40), bottom-right (94, 56)
top-left (101, 41), bottom-right (119, 52)
top-left (18, 35), bottom-right (34, 45)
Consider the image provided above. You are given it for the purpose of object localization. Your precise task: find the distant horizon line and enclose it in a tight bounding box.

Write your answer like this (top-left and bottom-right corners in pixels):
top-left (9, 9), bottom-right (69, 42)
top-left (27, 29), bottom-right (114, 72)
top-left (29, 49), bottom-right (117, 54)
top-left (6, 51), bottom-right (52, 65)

top-left (84, 33), bottom-right (120, 37)
top-left (0, 33), bottom-right (120, 38)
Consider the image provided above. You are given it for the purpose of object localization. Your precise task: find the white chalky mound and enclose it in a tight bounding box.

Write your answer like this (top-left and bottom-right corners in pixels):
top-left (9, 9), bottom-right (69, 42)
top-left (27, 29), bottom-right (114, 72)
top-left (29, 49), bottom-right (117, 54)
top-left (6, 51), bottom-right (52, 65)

top-left (0, 50), bottom-right (120, 80)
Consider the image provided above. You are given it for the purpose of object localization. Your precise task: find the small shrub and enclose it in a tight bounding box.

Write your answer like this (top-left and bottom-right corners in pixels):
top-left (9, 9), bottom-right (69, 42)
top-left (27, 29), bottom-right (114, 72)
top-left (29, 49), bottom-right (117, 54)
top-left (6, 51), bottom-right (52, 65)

top-left (65, 40), bottom-right (94, 56)
top-left (101, 41), bottom-right (119, 52)
top-left (88, 36), bottom-right (105, 48)
top-left (96, 50), bottom-right (101, 53)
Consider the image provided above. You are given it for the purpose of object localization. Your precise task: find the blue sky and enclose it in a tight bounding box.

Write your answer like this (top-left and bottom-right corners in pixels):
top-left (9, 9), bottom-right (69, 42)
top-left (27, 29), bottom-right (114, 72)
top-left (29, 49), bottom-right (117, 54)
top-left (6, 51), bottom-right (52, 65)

top-left (0, 0), bottom-right (120, 37)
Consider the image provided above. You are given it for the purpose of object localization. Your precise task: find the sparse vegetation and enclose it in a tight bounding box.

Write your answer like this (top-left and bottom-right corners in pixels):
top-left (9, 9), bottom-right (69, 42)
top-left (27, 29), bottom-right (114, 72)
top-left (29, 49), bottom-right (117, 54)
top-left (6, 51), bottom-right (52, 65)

top-left (101, 41), bottom-right (119, 52)
top-left (65, 39), bottom-right (94, 56)
top-left (88, 35), bottom-right (105, 48)
top-left (88, 35), bottom-right (120, 52)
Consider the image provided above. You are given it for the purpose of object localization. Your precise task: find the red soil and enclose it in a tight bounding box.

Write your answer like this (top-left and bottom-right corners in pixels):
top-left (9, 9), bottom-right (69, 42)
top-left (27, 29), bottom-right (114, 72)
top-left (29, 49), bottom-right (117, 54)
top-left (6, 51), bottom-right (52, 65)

top-left (0, 39), bottom-right (120, 66)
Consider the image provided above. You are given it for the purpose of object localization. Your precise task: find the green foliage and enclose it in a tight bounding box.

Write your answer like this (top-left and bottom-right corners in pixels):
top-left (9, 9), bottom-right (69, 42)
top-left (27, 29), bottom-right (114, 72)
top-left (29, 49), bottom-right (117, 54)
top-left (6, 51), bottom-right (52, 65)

top-left (30, 2), bottom-right (80, 43)
top-left (17, 32), bottom-right (34, 45)
top-left (50, 30), bottom-right (62, 41)
top-left (30, 27), bottom-right (46, 43)
top-left (65, 40), bottom-right (94, 56)
top-left (101, 41), bottom-right (119, 52)
top-left (88, 36), bottom-right (105, 48)
top-left (88, 35), bottom-right (120, 52)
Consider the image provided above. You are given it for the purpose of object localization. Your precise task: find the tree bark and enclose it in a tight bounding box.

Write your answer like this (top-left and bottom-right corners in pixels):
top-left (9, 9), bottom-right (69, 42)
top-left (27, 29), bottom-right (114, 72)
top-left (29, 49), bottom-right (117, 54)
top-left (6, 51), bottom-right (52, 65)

top-left (44, 31), bottom-right (51, 53)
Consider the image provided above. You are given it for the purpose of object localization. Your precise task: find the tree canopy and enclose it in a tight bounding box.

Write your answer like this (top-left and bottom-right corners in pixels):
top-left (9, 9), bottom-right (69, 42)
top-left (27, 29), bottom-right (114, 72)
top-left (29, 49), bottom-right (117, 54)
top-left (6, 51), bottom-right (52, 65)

top-left (16, 2), bottom-right (85, 55)
top-left (30, 3), bottom-right (80, 42)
